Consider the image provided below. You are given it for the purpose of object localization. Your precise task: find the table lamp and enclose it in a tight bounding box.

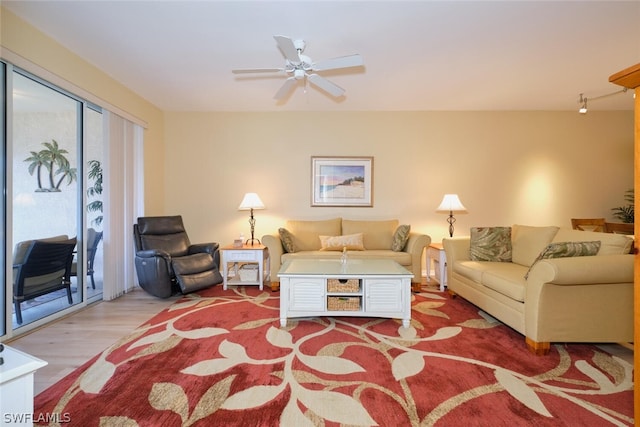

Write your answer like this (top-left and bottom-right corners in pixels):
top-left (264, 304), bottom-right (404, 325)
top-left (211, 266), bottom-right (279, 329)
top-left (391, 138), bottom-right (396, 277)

top-left (436, 194), bottom-right (467, 237)
top-left (238, 192), bottom-right (265, 246)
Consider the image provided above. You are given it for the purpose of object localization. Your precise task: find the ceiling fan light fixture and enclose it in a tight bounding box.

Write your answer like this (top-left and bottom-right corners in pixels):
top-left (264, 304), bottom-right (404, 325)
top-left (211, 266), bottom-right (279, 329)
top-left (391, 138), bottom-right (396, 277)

top-left (232, 35), bottom-right (363, 102)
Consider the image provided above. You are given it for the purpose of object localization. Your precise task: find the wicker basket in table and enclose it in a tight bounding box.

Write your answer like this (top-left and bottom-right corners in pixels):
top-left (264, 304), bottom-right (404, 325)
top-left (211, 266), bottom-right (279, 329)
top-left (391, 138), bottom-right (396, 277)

top-left (327, 279), bottom-right (360, 293)
top-left (327, 296), bottom-right (361, 311)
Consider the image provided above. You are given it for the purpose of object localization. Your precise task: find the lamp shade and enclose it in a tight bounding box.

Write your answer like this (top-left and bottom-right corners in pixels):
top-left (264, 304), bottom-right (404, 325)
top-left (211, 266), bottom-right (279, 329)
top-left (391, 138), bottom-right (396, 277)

top-left (238, 193), bottom-right (265, 210)
top-left (436, 194), bottom-right (467, 213)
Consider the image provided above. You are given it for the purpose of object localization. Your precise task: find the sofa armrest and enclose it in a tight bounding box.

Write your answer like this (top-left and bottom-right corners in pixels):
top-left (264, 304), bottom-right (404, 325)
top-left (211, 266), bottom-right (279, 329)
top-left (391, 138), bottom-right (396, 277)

top-left (262, 234), bottom-right (284, 281)
top-left (442, 237), bottom-right (471, 262)
top-left (524, 254), bottom-right (634, 343)
top-left (404, 233), bottom-right (430, 282)
top-left (526, 254), bottom-right (633, 286)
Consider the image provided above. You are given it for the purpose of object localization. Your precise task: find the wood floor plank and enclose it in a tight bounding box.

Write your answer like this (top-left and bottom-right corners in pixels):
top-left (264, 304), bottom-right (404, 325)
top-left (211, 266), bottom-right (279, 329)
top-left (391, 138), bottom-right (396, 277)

top-left (6, 289), bottom-right (178, 395)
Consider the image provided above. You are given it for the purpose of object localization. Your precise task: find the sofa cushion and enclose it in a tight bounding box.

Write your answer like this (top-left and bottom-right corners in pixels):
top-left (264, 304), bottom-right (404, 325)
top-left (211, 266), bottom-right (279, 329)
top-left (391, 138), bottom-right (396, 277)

top-left (278, 228), bottom-right (297, 253)
top-left (511, 225), bottom-right (559, 267)
top-left (480, 263), bottom-right (528, 302)
top-left (551, 228), bottom-right (633, 255)
top-left (469, 227), bottom-right (512, 262)
top-left (391, 225), bottom-right (411, 251)
top-left (453, 260), bottom-right (497, 283)
top-left (525, 240), bottom-right (601, 279)
top-left (285, 218), bottom-right (342, 251)
top-left (342, 219), bottom-right (399, 250)
top-left (319, 233), bottom-right (365, 251)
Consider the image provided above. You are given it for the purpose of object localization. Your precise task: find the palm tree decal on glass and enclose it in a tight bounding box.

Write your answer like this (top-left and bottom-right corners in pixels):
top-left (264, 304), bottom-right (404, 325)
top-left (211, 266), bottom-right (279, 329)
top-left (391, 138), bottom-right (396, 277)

top-left (25, 139), bottom-right (77, 192)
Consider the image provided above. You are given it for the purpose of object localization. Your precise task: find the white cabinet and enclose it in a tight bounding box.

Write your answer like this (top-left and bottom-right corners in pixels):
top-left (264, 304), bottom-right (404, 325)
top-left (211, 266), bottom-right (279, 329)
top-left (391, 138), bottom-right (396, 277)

top-left (0, 345), bottom-right (48, 426)
top-left (289, 278), bottom-right (325, 312)
top-left (365, 279), bottom-right (403, 313)
top-left (280, 271), bottom-right (411, 328)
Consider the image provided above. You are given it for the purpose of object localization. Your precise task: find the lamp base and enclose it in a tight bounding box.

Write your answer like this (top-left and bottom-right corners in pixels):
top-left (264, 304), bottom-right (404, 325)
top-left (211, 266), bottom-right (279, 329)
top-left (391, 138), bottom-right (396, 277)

top-left (245, 238), bottom-right (261, 246)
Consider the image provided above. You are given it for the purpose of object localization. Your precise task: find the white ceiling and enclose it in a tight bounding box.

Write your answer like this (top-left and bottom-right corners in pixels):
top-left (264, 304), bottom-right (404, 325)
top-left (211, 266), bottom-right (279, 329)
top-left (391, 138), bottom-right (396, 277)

top-left (4, 0), bottom-right (640, 112)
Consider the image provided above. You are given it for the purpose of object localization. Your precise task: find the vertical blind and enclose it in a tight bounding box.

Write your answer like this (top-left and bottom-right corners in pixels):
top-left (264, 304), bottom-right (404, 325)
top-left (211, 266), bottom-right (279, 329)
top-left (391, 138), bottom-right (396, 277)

top-left (102, 111), bottom-right (144, 300)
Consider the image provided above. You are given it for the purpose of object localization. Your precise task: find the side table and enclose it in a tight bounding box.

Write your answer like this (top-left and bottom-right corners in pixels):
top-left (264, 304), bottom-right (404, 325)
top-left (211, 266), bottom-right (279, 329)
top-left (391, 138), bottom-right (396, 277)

top-left (426, 243), bottom-right (447, 291)
top-left (221, 244), bottom-right (270, 291)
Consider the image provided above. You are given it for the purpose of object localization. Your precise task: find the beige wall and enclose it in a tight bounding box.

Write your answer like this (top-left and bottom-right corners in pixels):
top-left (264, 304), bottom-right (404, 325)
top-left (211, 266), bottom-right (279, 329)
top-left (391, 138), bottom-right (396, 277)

top-left (2, 7), bottom-right (634, 249)
top-left (1, 8), bottom-right (166, 214)
top-left (165, 111), bottom-right (634, 246)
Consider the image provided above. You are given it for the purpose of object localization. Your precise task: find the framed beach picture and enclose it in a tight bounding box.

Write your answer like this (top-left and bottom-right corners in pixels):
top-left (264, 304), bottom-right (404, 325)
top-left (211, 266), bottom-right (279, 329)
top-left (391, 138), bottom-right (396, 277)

top-left (311, 156), bottom-right (373, 207)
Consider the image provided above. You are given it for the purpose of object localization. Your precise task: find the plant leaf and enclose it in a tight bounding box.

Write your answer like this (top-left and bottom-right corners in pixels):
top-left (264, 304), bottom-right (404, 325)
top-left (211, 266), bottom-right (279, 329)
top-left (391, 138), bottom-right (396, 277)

top-left (127, 329), bottom-right (173, 350)
top-left (495, 369), bottom-right (552, 417)
top-left (297, 387), bottom-right (377, 425)
top-left (575, 360), bottom-right (615, 392)
top-left (280, 398), bottom-right (315, 427)
top-left (219, 339), bottom-right (249, 360)
top-left (187, 376), bottom-right (235, 424)
top-left (266, 325), bottom-right (294, 348)
top-left (176, 327), bottom-right (228, 340)
top-left (297, 353), bottom-right (366, 375)
top-left (222, 384), bottom-right (285, 410)
top-left (79, 357), bottom-right (116, 394)
top-left (148, 382), bottom-right (189, 423)
top-left (392, 351), bottom-right (425, 380)
top-left (181, 358), bottom-right (240, 376)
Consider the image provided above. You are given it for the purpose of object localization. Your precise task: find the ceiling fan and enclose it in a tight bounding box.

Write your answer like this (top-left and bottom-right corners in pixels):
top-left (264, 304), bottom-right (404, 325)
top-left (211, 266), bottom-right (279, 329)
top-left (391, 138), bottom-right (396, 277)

top-left (232, 35), bottom-right (364, 100)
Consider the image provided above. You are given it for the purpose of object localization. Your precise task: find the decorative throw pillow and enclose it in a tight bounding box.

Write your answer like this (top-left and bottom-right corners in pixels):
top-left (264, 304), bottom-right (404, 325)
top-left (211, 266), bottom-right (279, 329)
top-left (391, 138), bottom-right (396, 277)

top-left (319, 233), bottom-right (365, 251)
top-left (469, 227), bottom-right (512, 262)
top-left (391, 225), bottom-right (411, 252)
top-left (525, 240), bottom-right (601, 279)
top-left (278, 228), bottom-right (296, 253)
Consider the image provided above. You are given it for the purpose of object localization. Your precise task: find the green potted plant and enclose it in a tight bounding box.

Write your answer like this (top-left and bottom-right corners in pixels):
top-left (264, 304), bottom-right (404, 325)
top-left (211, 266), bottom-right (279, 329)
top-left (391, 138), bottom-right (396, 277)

top-left (87, 159), bottom-right (103, 226)
top-left (612, 189), bottom-right (634, 223)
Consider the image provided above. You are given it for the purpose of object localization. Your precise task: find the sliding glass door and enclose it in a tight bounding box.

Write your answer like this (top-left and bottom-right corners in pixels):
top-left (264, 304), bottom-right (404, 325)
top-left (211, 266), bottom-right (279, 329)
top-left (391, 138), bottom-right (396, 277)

top-left (9, 68), bottom-right (103, 329)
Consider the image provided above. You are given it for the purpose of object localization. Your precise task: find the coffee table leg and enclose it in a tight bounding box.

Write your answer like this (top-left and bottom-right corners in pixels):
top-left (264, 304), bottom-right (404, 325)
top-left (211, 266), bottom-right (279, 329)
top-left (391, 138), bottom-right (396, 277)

top-left (402, 318), bottom-right (410, 328)
top-left (280, 318), bottom-right (287, 327)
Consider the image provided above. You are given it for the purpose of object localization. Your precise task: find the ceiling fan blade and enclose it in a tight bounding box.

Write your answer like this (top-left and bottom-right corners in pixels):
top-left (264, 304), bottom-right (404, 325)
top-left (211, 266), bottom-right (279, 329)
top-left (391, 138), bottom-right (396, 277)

top-left (232, 68), bottom-right (283, 74)
top-left (273, 35), bottom-right (300, 63)
top-left (274, 77), bottom-right (297, 100)
top-left (307, 74), bottom-right (345, 97)
top-left (312, 54), bottom-right (364, 71)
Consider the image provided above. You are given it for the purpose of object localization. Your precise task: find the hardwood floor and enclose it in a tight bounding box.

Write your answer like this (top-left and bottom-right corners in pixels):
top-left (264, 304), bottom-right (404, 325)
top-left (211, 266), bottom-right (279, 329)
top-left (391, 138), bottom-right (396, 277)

top-left (6, 289), bottom-right (178, 395)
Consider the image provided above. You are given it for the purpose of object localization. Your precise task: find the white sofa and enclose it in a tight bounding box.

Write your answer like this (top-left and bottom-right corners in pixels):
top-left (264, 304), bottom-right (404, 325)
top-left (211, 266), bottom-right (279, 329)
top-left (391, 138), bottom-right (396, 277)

top-left (263, 218), bottom-right (430, 290)
top-left (443, 225), bottom-right (634, 355)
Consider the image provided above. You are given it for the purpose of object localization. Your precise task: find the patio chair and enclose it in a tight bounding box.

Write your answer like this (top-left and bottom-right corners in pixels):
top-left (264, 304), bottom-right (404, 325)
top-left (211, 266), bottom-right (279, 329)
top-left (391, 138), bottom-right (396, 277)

top-left (133, 216), bottom-right (223, 298)
top-left (71, 228), bottom-right (103, 289)
top-left (13, 238), bottom-right (77, 325)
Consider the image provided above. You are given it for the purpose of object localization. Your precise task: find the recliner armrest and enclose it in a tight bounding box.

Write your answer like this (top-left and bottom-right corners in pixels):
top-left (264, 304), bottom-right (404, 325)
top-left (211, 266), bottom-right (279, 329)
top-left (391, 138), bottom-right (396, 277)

top-left (188, 242), bottom-right (220, 255)
top-left (136, 249), bottom-right (171, 262)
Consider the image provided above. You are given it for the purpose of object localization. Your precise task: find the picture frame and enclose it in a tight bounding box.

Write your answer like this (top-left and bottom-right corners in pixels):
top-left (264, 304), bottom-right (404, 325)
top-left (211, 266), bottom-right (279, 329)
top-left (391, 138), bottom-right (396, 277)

top-left (311, 156), bottom-right (373, 207)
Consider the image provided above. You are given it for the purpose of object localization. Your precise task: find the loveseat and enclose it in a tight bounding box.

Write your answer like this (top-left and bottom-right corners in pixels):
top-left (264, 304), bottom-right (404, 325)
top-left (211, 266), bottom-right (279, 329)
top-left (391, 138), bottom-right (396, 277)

top-left (443, 225), bottom-right (634, 355)
top-left (262, 218), bottom-right (430, 290)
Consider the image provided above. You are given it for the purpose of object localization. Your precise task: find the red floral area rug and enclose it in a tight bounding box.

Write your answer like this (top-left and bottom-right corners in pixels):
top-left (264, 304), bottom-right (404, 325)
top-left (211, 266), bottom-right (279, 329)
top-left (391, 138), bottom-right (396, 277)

top-left (34, 286), bottom-right (633, 426)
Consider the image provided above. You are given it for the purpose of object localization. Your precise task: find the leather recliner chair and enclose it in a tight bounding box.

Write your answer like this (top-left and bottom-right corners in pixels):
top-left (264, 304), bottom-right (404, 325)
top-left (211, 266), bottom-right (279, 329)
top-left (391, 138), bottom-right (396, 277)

top-left (133, 215), bottom-right (223, 298)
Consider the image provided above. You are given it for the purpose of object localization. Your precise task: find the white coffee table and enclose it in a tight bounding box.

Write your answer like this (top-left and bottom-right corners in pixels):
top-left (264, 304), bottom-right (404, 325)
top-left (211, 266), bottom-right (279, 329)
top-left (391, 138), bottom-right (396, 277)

top-left (278, 259), bottom-right (413, 328)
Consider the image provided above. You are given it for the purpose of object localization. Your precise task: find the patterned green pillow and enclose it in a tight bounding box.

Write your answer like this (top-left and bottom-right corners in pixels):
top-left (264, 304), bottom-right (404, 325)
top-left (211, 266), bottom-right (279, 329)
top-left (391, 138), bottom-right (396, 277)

top-left (469, 227), bottom-right (512, 262)
top-left (278, 228), bottom-right (296, 253)
top-left (391, 225), bottom-right (411, 252)
top-left (525, 240), bottom-right (601, 279)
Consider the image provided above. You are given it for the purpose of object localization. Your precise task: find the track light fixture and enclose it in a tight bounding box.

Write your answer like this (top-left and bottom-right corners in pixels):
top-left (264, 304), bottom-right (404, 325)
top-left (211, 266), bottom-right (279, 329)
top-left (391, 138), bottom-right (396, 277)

top-left (578, 93), bottom-right (588, 114)
top-left (577, 87), bottom-right (628, 114)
